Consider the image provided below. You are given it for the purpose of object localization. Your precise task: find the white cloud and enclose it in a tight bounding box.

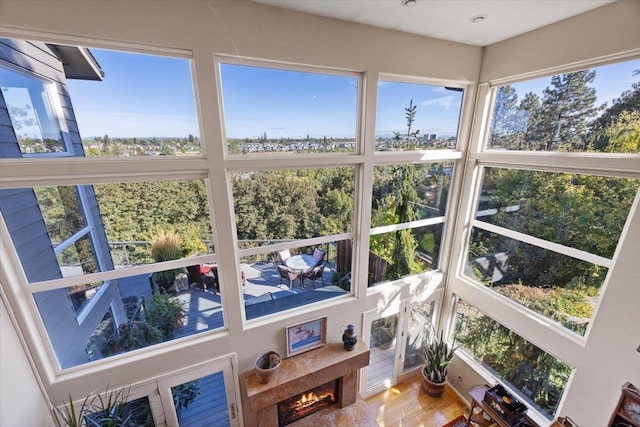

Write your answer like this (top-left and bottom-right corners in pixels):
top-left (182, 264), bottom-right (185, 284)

top-left (421, 95), bottom-right (458, 110)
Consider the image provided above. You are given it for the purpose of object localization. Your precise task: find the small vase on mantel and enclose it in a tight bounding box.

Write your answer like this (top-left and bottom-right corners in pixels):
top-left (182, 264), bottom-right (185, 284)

top-left (254, 351), bottom-right (281, 384)
top-left (342, 324), bottom-right (357, 351)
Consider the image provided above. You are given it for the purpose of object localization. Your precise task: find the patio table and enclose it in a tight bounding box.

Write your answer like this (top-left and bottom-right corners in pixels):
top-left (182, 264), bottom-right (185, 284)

top-left (285, 254), bottom-right (316, 275)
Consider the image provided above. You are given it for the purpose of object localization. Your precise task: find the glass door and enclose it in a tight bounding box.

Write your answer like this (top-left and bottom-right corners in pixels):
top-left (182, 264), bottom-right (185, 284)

top-left (361, 291), bottom-right (441, 398)
top-left (366, 312), bottom-right (401, 393)
top-left (155, 357), bottom-right (240, 427)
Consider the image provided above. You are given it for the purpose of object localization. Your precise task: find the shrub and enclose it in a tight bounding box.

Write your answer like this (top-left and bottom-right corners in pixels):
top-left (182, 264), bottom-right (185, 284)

top-left (150, 228), bottom-right (184, 261)
top-left (144, 293), bottom-right (185, 338)
top-left (101, 321), bottom-right (163, 356)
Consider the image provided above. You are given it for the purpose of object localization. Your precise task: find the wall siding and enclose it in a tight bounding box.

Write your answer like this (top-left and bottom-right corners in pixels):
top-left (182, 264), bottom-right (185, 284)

top-left (0, 38), bottom-right (118, 369)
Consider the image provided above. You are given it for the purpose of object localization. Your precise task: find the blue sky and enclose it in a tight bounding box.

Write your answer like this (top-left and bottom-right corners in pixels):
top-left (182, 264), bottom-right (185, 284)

top-left (67, 48), bottom-right (639, 139)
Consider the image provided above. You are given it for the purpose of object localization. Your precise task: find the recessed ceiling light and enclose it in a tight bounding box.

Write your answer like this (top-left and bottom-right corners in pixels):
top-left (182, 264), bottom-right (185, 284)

top-left (470, 14), bottom-right (488, 24)
top-left (401, 0), bottom-right (417, 7)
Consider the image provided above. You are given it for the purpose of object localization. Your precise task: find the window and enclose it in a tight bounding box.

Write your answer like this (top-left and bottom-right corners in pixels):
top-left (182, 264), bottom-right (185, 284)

top-left (486, 58), bottom-right (640, 153)
top-left (369, 162), bottom-right (452, 284)
top-left (219, 62), bottom-right (359, 155)
top-left (66, 49), bottom-right (200, 157)
top-left (454, 298), bottom-right (573, 420)
top-left (1, 64), bottom-right (68, 155)
top-left (369, 77), bottom-right (463, 286)
top-left (376, 80), bottom-right (463, 151)
top-left (0, 40), bottom-right (218, 370)
top-left (466, 151), bottom-right (638, 337)
top-left (231, 167), bottom-right (355, 319)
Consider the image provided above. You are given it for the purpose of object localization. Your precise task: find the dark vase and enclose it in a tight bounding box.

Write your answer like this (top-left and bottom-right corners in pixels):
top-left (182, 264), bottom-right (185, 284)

top-left (342, 324), bottom-right (357, 351)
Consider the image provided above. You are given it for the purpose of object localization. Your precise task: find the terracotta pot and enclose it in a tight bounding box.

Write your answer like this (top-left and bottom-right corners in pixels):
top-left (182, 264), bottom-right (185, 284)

top-left (421, 371), bottom-right (445, 397)
top-left (254, 351), bottom-right (281, 384)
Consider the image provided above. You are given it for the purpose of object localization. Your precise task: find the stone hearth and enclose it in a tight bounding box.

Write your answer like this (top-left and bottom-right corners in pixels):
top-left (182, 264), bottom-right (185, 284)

top-left (240, 340), bottom-right (371, 427)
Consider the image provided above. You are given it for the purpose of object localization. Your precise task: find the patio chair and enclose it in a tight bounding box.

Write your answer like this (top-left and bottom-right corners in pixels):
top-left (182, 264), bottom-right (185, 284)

top-left (277, 248), bottom-right (292, 264)
top-left (277, 264), bottom-right (299, 288)
top-left (302, 263), bottom-right (325, 288)
top-left (312, 248), bottom-right (325, 266)
top-left (186, 265), bottom-right (219, 293)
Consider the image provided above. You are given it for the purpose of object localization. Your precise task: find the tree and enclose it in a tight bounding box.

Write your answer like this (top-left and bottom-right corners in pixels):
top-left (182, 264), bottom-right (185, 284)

top-left (531, 70), bottom-right (598, 151)
top-left (588, 75), bottom-right (640, 151)
top-left (517, 92), bottom-right (542, 150)
top-left (384, 100), bottom-right (422, 280)
top-left (603, 110), bottom-right (640, 153)
top-left (489, 85), bottom-right (519, 148)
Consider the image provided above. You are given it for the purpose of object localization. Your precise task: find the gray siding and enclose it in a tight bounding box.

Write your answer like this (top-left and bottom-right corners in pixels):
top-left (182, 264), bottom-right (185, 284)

top-left (0, 38), bottom-right (119, 369)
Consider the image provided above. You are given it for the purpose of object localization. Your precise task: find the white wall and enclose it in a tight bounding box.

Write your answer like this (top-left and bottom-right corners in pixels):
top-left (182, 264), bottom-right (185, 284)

top-left (0, 296), bottom-right (52, 426)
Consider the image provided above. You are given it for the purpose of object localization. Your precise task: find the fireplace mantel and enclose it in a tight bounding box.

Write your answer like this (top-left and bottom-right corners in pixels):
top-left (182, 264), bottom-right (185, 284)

top-left (240, 340), bottom-right (370, 427)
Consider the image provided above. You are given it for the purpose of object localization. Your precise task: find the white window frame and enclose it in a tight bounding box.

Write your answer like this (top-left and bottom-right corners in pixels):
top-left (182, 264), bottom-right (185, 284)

top-left (0, 60), bottom-right (74, 157)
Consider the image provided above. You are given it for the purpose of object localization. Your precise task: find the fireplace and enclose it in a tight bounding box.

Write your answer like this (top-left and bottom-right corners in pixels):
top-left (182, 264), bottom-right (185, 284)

top-left (277, 380), bottom-right (338, 426)
top-left (240, 341), bottom-right (370, 427)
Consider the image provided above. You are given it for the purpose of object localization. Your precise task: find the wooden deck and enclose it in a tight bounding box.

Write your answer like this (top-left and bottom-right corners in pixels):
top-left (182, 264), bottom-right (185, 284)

top-left (177, 371), bottom-right (230, 427)
top-left (116, 262), bottom-right (345, 338)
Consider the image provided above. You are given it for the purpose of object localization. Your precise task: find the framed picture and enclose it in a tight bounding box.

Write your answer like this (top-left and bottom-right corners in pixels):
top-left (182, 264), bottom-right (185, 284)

top-left (285, 316), bottom-right (327, 357)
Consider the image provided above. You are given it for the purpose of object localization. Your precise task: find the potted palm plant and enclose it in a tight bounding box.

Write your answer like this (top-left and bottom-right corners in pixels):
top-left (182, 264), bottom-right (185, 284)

top-left (421, 331), bottom-right (457, 397)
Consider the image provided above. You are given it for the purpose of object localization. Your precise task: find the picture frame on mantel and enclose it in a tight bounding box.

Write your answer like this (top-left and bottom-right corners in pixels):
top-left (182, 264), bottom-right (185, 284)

top-left (285, 316), bottom-right (327, 357)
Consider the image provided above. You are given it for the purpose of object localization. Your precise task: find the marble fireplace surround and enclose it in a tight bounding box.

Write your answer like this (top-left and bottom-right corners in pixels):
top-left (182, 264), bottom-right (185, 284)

top-left (240, 340), bottom-right (370, 427)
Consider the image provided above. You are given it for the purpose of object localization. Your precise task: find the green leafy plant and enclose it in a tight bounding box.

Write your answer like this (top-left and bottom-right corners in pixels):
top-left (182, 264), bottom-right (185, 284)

top-left (101, 321), bottom-right (163, 357)
top-left (143, 293), bottom-right (185, 338)
top-left (172, 380), bottom-right (201, 411)
top-left (423, 331), bottom-right (457, 384)
top-left (55, 386), bottom-right (138, 427)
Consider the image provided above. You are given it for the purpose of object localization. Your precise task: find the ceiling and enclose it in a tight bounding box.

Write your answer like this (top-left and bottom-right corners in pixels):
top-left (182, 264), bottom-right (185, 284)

top-left (250, 0), bottom-right (615, 46)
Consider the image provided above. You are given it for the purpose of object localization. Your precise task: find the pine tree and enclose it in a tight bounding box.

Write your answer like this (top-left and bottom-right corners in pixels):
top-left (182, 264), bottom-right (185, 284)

top-left (489, 85), bottom-right (519, 148)
top-left (533, 70), bottom-right (598, 151)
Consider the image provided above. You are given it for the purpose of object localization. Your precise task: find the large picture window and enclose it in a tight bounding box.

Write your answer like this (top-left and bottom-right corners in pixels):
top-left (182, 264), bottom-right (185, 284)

top-left (219, 62), bottom-right (359, 155)
top-left (231, 167), bottom-right (355, 319)
top-left (466, 165), bottom-right (638, 336)
top-left (66, 48), bottom-right (200, 157)
top-left (486, 58), bottom-right (640, 153)
top-left (370, 159), bottom-right (453, 273)
top-left (454, 298), bottom-right (572, 420)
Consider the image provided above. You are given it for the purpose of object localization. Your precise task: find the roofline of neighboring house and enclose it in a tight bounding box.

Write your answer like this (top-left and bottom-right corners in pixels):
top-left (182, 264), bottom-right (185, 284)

top-left (46, 44), bottom-right (104, 81)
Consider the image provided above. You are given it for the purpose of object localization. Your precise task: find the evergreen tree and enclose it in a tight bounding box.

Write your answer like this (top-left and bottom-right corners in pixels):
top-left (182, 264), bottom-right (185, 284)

top-left (489, 85), bottom-right (519, 148)
top-left (517, 92), bottom-right (542, 150)
top-left (588, 73), bottom-right (640, 151)
top-left (385, 100), bottom-right (421, 280)
top-left (532, 70), bottom-right (598, 151)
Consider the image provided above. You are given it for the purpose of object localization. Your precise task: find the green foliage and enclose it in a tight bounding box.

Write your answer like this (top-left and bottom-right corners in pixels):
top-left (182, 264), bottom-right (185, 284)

top-left (101, 321), bottom-right (164, 357)
top-left (232, 168), bottom-right (354, 241)
top-left (94, 180), bottom-right (210, 245)
top-left (150, 228), bottom-right (184, 262)
top-left (150, 228), bottom-right (188, 291)
top-left (172, 380), bottom-right (201, 411)
top-left (55, 386), bottom-right (141, 427)
top-left (455, 302), bottom-right (571, 417)
top-left (143, 293), bottom-right (185, 338)
top-left (423, 331), bottom-right (456, 384)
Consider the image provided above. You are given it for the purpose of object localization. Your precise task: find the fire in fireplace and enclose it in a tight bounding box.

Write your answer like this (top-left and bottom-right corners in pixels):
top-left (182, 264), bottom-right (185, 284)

top-left (277, 380), bottom-right (339, 426)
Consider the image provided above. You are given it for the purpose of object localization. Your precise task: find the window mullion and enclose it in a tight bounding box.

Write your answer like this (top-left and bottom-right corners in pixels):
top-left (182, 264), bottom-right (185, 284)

top-left (471, 219), bottom-right (612, 268)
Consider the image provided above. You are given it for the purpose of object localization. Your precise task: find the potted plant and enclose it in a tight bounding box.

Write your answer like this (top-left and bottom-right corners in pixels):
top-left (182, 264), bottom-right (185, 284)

top-left (172, 380), bottom-right (201, 421)
top-left (421, 331), bottom-right (457, 397)
top-left (55, 385), bottom-right (145, 427)
top-left (150, 228), bottom-right (187, 294)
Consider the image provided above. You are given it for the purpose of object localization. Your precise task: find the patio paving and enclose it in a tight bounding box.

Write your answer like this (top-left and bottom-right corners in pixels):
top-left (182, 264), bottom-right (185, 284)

top-left (116, 261), bottom-right (346, 336)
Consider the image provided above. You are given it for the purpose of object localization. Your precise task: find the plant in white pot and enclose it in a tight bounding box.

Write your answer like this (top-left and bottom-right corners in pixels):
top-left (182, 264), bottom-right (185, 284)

top-left (421, 331), bottom-right (457, 397)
